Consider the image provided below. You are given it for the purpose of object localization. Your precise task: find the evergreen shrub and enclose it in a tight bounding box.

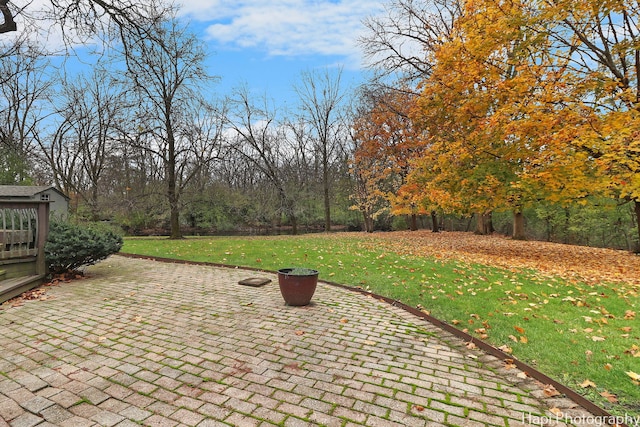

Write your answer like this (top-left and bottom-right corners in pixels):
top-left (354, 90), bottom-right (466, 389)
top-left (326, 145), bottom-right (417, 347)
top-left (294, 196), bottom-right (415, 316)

top-left (45, 221), bottom-right (123, 274)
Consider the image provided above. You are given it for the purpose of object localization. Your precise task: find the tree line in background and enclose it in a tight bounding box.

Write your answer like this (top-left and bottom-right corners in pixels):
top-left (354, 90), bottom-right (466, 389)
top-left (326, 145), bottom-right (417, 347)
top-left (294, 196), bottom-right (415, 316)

top-left (1, 0), bottom-right (639, 251)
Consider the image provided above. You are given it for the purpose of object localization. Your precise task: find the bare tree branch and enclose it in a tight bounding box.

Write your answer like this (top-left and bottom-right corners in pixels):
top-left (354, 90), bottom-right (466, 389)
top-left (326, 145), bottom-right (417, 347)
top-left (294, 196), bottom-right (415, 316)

top-left (0, 0), bottom-right (17, 33)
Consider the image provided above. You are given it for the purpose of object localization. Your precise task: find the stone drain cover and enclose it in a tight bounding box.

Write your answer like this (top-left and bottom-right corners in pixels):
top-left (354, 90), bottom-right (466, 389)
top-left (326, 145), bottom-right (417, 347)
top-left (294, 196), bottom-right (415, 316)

top-left (238, 277), bottom-right (272, 287)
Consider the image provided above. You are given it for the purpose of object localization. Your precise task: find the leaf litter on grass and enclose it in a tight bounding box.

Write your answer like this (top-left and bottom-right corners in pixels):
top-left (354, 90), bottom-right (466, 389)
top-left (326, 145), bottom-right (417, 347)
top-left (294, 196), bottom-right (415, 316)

top-left (365, 230), bottom-right (640, 289)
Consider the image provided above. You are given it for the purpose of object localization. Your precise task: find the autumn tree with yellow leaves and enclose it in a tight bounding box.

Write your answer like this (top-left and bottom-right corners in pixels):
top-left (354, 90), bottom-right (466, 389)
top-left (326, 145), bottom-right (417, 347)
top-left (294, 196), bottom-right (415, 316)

top-left (404, 0), bottom-right (593, 239)
top-left (536, 0), bottom-right (640, 251)
top-left (360, 0), bottom-right (639, 248)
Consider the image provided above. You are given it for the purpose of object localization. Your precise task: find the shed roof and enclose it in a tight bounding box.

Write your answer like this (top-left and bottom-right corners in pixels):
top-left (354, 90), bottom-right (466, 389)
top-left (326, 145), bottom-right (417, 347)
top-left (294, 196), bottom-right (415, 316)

top-left (0, 185), bottom-right (69, 199)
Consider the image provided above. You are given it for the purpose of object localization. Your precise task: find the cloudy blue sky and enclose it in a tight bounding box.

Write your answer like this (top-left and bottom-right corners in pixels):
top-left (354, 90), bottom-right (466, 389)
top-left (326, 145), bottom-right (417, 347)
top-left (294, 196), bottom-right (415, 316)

top-left (177, 0), bottom-right (386, 106)
top-left (12, 0), bottom-right (387, 108)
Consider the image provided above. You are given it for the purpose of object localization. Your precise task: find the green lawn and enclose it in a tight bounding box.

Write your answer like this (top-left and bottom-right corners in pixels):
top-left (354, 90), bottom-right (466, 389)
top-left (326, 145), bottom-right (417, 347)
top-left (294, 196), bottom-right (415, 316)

top-left (122, 234), bottom-right (639, 416)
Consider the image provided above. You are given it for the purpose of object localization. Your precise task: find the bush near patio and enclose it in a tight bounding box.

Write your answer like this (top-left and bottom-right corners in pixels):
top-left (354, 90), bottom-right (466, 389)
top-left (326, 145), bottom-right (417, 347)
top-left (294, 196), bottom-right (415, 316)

top-left (45, 220), bottom-right (123, 274)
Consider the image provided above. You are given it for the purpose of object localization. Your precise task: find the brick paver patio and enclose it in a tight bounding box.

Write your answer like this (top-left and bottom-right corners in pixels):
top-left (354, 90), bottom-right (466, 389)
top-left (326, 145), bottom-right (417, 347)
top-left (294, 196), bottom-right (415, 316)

top-left (0, 255), bottom-right (603, 426)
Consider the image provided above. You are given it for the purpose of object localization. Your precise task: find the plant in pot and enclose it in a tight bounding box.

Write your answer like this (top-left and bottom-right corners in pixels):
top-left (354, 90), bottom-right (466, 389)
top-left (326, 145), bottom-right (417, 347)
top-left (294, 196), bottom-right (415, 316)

top-left (277, 267), bottom-right (319, 306)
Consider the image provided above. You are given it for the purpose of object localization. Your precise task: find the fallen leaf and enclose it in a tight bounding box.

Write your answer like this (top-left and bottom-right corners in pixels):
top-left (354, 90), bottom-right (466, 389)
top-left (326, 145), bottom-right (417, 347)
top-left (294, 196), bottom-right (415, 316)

top-left (624, 310), bottom-right (636, 320)
top-left (340, 318), bottom-right (348, 323)
top-left (504, 359), bottom-right (517, 370)
top-left (517, 372), bottom-right (528, 379)
top-left (498, 345), bottom-right (513, 354)
top-left (543, 384), bottom-right (561, 397)
top-left (413, 405), bottom-right (425, 412)
top-left (580, 379), bottom-right (596, 388)
top-left (599, 391), bottom-right (618, 403)
top-left (514, 326), bottom-right (525, 334)
top-left (295, 330), bottom-right (305, 336)
top-left (624, 345), bottom-right (640, 357)
top-left (508, 335), bottom-right (518, 342)
top-left (466, 341), bottom-right (477, 350)
top-left (520, 336), bottom-right (528, 344)
top-left (626, 371), bottom-right (640, 385)
top-left (604, 363), bottom-right (613, 371)
top-left (591, 336), bottom-right (605, 342)
top-left (550, 408), bottom-right (563, 417)
top-left (133, 315), bottom-right (142, 322)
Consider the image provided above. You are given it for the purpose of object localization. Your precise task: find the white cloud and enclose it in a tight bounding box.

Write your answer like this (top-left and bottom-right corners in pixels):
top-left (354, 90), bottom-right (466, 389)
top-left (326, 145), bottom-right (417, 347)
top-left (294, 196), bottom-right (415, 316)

top-left (178, 0), bottom-right (383, 64)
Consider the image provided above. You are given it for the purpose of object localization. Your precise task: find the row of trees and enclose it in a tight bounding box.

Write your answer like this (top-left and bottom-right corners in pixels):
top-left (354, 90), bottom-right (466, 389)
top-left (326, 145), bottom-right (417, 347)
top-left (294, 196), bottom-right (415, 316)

top-left (1, 0), bottom-right (639, 251)
top-left (1, 2), bottom-right (354, 239)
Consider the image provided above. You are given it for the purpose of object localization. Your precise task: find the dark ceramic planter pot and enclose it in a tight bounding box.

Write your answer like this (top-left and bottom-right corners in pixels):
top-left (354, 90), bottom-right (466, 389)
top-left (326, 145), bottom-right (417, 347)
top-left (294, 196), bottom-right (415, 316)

top-left (277, 268), bottom-right (319, 306)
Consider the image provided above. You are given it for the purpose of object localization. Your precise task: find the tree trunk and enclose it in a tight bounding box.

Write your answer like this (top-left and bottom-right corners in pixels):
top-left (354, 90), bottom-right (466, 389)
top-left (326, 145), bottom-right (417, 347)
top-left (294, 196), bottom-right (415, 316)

top-left (167, 122), bottom-right (182, 239)
top-left (634, 200), bottom-right (640, 253)
top-left (90, 186), bottom-right (100, 221)
top-left (362, 211), bottom-right (374, 232)
top-left (475, 213), bottom-right (484, 234)
top-left (409, 214), bottom-right (418, 231)
top-left (513, 210), bottom-right (526, 240)
top-left (290, 213), bottom-right (298, 235)
top-left (169, 197), bottom-right (181, 238)
top-left (475, 212), bottom-right (493, 235)
top-left (323, 162), bottom-right (331, 232)
top-left (563, 208), bottom-right (570, 244)
top-left (431, 211), bottom-right (439, 232)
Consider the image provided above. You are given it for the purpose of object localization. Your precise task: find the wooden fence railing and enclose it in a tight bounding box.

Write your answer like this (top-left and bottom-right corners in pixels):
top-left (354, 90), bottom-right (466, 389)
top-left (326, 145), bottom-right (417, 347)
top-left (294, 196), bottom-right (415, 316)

top-left (0, 201), bottom-right (50, 278)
